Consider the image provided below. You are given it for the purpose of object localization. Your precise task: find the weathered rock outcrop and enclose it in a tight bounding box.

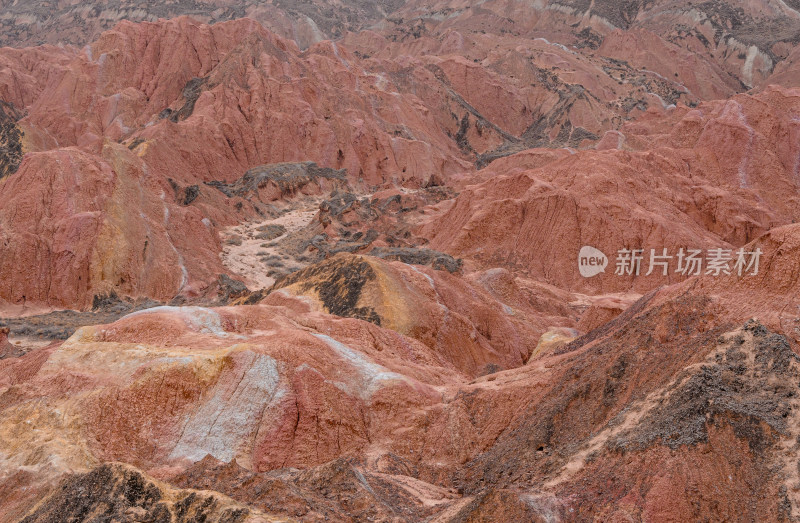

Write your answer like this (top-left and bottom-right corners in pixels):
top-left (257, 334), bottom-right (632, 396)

top-left (20, 463), bottom-right (280, 523)
top-left (208, 162), bottom-right (348, 204)
top-left (269, 253), bottom-right (561, 375)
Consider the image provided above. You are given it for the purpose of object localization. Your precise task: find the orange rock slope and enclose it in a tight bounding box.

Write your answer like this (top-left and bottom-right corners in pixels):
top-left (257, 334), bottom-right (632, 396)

top-left (4, 230), bottom-right (800, 520)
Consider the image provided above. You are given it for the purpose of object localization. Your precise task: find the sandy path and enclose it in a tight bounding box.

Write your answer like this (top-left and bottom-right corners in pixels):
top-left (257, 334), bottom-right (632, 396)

top-left (220, 206), bottom-right (318, 290)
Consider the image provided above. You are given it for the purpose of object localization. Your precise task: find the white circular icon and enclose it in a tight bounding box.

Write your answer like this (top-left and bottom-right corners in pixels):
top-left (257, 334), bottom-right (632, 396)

top-left (578, 246), bottom-right (608, 278)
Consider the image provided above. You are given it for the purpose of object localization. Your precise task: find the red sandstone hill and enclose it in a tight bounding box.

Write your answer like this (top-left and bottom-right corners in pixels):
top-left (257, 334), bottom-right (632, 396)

top-left (1, 3), bottom-right (800, 521)
top-left (2, 11), bottom-right (799, 310)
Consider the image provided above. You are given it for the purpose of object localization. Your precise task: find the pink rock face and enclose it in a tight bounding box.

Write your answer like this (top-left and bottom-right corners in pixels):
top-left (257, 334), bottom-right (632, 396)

top-left (0, 17), bottom-right (475, 308)
top-left (596, 29), bottom-right (742, 101)
top-left (0, 328), bottom-right (10, 353)
top-left (0, 145), bottom-right (223, 308)
top-left (422, 86), bottom-right (800, 293)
